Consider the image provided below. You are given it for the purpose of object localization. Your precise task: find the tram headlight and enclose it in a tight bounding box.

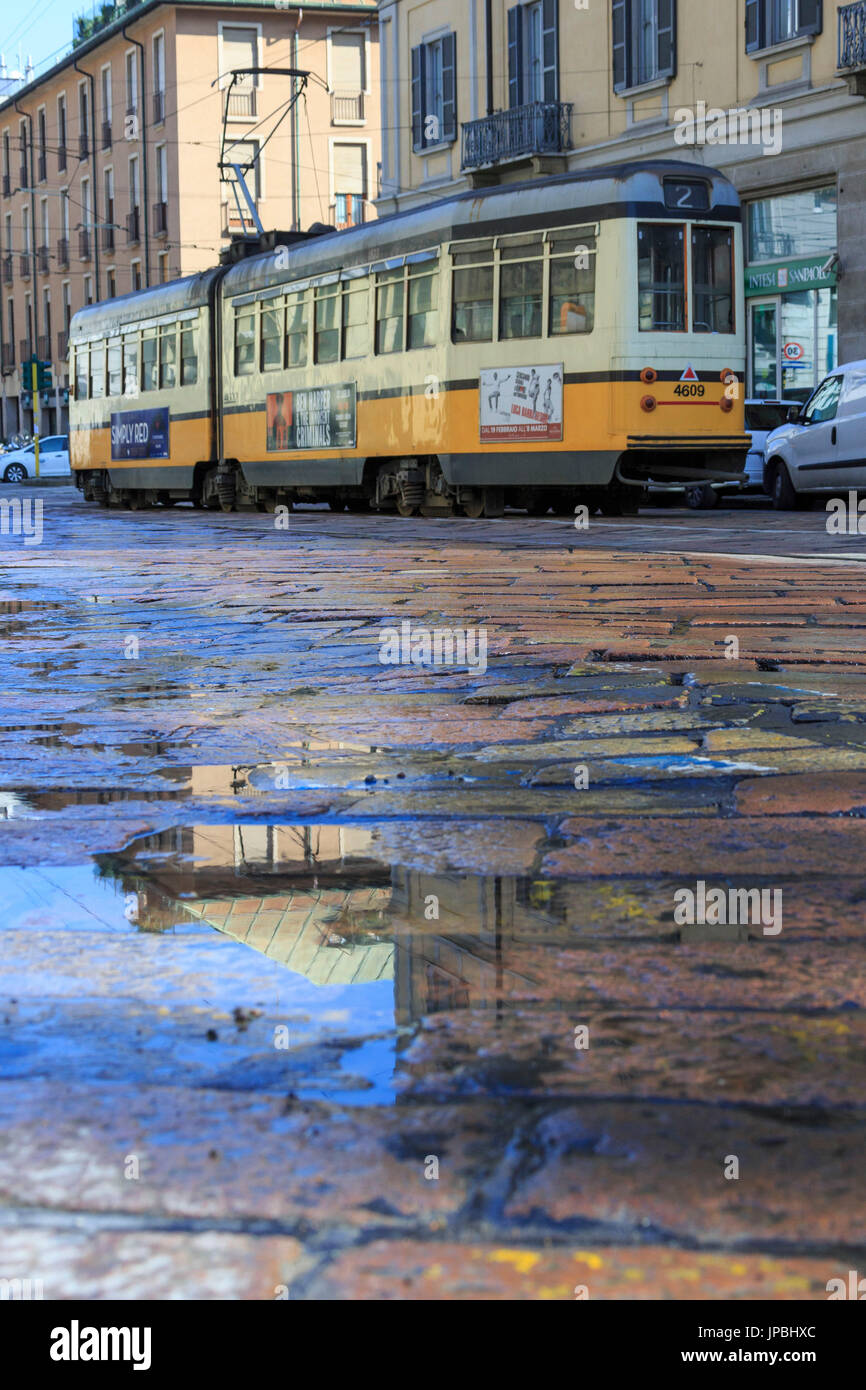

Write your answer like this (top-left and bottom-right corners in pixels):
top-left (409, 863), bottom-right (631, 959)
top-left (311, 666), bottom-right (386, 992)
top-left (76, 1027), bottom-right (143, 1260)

top-left (720, 396), bottom-right (734, 413)
top-left (640, 367), bottom-right (658, 384)
top-left (640, 395), bottom-right (657, 412)
top-left (720, 368), bottom-right (737, 384)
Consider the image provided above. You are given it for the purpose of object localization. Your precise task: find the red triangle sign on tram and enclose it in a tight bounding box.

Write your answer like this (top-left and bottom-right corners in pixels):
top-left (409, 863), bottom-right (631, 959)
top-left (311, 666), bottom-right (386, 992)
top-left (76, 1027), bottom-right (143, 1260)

top-left (680, 363), bottom-right (699, 381)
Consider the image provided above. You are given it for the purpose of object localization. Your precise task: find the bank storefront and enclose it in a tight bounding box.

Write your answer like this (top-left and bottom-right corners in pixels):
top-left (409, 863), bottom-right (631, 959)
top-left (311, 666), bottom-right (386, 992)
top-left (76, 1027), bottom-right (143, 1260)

top-left (744, 185), bottom-right (838, 404)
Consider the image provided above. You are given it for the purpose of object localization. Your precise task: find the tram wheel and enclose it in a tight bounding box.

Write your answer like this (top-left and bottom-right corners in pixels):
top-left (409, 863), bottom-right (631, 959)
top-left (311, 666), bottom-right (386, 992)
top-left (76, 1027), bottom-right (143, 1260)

top-left (396, 499), bottom-right (419, 517)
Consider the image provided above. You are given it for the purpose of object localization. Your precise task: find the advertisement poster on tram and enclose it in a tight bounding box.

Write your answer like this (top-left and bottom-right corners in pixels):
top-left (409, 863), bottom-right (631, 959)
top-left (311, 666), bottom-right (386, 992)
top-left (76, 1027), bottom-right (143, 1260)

top-left (479, 365), bottom-right (563, 442)
top-left (110, 407), bottom-right (170, 460)
top-left (266, 384), bottom-right (357, 451)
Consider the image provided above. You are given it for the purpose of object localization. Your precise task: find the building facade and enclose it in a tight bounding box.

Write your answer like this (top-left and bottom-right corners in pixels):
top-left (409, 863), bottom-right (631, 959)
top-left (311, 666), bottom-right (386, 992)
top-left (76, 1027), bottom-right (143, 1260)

top-left (0, 0), bottom-right (380, 438)
top-left (377, 0), bottom-right (866, 399)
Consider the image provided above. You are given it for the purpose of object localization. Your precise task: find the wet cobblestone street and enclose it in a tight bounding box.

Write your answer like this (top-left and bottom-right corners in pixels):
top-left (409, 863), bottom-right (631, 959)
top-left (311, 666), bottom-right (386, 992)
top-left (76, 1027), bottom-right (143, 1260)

top-left (1, 488), bottom-right (865, 1299)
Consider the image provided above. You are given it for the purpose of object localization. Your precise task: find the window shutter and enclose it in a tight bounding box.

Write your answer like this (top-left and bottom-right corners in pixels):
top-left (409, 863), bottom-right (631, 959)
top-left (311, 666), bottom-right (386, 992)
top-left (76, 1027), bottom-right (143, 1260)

top-left (442, 33), bottom-right (457, 141)
top-left (411, 45), bottom-right (424, 150)
top-left (507, 6), bottom-right (523, 108)
top-left (331, 32), bottom-right (365, 91)
top-left (657, 0), bottom-right (676, 80)
top-left (745, 0), bottom-right (762, 52)
top-left (542, 0), bottom-right (559, 102)
top-left (797, 0), bottom-right (822, 38)
top-left (222, 25), bottom-right (258, 89)
top-left (333, 143), bottom-right (366, 194)
top-left (612, 0), bottom-right (628, 92)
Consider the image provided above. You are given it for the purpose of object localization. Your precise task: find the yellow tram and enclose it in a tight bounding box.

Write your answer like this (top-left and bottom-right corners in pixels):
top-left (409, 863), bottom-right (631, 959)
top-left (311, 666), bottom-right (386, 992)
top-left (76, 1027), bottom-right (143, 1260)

top-left (69, 158), bottom-right (749, 516)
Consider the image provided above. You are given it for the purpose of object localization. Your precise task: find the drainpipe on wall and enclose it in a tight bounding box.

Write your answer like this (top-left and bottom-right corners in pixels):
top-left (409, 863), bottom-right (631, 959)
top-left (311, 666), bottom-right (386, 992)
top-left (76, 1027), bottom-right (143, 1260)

top-left (13, 100), bottom-right (39, 418)
top-left (122, 24), bottom-right (151, 287)
top-left (72, 59), bottom-right (100, 302)
top-left (485, 0), bottom-right (493, 116)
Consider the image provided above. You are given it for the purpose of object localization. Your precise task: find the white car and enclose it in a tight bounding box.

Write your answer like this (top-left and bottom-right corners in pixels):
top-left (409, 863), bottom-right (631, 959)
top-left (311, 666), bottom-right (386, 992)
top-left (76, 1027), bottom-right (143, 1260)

top-left (763, 361), bottom-right (866, 509)
top-left (1, 436), bottom-right (70, 483)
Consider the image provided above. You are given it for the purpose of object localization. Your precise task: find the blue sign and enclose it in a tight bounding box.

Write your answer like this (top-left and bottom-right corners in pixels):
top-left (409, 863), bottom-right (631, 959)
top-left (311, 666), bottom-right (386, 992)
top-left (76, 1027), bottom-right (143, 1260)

top-left (110, 408), bottom-right (170, 461)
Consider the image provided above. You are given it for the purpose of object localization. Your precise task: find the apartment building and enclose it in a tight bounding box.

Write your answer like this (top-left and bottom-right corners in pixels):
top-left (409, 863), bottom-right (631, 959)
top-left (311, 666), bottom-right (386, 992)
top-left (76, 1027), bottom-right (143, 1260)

top-left (0, 0), bottom-right (380, 437)
top-left (377, 0), bottom-right (866, 398)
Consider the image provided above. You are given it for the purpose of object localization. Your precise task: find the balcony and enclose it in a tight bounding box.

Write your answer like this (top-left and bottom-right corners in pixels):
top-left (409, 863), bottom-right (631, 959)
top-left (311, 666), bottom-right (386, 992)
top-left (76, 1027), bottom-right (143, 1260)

top-left (839, 2), bottom-right (866, 92)
top-left (2, 254), bottom-right (11, 285)
top-left (1, 343), bottom-right (13, 374)
top-left (152, 199), bottom-right (168, 236)
top-left (101, 223), bottom-right (115, 251)
top-left (19, 253), bottom-right (31, 278)
top-left (19, 338), bottom-right (33, 364)
top-left (153, 89), bottom-right (165, 124)
top-left (37, 152), bottom-right (47, 182)
top-left (461, 101), bottom-right (574, 174)
top-left (226, 88), bottom-right (256, 119)
top-left (101, 120), bottom-right (112, 151)
top-left (57, 236), bottom-right (70, 268)
top-left (37, 245), bottom-right (50, 275)
top-left (79, 132), bottom-right (89, 160)
top-left (126, 207), bottom-right (140, 244)
top-left (79, 229), bottom-right (91, 260)
top-left (57, 331), bottom-right (69, 361)
top-left (1, 173), bottom-right (9, 197)
top-left (37, 334), bottom-right (51, 362)
top-left (331, 90), bottom-right (364, 124)
top-left (58, 144), bottom-right (67, 172)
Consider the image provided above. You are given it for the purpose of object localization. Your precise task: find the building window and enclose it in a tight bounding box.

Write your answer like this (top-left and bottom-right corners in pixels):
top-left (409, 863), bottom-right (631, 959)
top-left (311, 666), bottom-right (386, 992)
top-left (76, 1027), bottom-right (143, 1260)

top-left (219, 24), bottom-right (260, 118)
top-left (158, 250), bottom-right (170, 283)
top-left (508, 1), bottom-right (558, 106)
top-left (152, 32), bottom-right (166, 123)
top-left (329, 30), bottom-right (366, 122)
top-left (83, 274), bottom-right (93, 306)
top-left (746, 0), bottom-right (822, 52)
top-left (106, 267), bottom-right (116, 298)
top-left (411, 33), bottom-right (456, 149)
top-left (37, 108), bottom-right (47, 180)
top-left (224, 138), bottom-right (261, 229)
top-left (331, 143), bottom-right (367, 227)
top-left (131, 259), bottom-right (142, 292)
top-left (57, 96), bottom-right (67, 170)
top-left (125, 49), bottom-right (138, 122)
top-left (612, 0), bottom-right (676, 92)
top-left (747, 185), bottom-right (836, 263)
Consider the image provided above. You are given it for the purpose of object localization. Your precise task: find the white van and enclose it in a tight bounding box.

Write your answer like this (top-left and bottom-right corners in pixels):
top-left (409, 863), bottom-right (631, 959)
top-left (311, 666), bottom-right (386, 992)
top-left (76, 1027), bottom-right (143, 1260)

top-left (763, 362), bottom-right (866, 509)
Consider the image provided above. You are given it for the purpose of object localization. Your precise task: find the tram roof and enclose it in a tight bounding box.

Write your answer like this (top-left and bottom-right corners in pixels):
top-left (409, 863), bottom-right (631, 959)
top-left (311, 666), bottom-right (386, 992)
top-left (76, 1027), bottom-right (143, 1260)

top-left (69, 268), bottom-right (221, 341)
top-left (222, 159), bottom-right (741, 301)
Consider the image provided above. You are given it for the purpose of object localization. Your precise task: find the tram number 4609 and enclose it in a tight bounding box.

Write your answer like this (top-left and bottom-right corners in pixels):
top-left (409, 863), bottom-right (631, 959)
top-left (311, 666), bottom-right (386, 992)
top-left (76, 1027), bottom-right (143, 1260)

top-left (673, 383), bottom-right (706, 398)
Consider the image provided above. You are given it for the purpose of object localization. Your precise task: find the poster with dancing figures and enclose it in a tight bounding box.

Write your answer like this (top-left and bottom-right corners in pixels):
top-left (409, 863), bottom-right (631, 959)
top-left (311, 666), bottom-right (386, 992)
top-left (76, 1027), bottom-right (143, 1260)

top-left (479, 365), bottom-right (563, 443)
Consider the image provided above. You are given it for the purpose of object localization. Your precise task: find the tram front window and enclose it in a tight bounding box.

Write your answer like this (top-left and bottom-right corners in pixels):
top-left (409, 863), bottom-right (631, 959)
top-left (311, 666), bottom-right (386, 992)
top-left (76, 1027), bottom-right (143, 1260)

top-left (637, 223), bottom-right (685, 332)
top-left (692, 226), bottom-right (734, 333)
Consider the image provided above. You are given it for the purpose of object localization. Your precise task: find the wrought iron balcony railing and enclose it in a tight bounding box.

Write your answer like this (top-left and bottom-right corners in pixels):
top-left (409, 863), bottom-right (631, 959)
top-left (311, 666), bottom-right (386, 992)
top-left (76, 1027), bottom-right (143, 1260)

top-left (331, 90), bottom-right (364, 123)
top-left (18, 253), bottom-right (31, 278)
top-left (461, 101), bottom-right (573, 171)
top-left (839, 1), bottom-right (866, 68)
top-left (19, 338), bottom-right (33, 363)
top-left (153, 200), bottom-right (168, 235)
top-left (101, 223), bottom-right (115, 251)
top-left (37, 245), bottom-right (50, 274)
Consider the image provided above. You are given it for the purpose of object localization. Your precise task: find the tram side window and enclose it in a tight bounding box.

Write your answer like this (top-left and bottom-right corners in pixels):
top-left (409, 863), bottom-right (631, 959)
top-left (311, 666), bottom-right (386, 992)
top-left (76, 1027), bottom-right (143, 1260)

top-left (286, 292), bottom-right (308, 367)
top-left (638, 223), bottom-right (685, 332)
top-left (692, 226), bottom-right (734, 334)
top-left (123, 336), bottom-right (138, 396)
top-left (408, 263), bottom-right (438, 349)
top-left (159, 325), bottom-right (177, 389)
top-left (141, 329), bottom-right (158, 391)
top-left (90, 343), bottom-right (106, 399)
top-left (549, 235), bottom-right (596, 335)
top-left (376, 267), bottom-right (404, 354)
top-left (234, 308), bottom-right (256, 376)
top-left (75, 346), bottom-right (89, 400)
top-left (181, 326), bottom-right (197, 385)
top-left (107, 340), bottom-right (122, 396)
top-left (500, 236), bottom-right (543, 340)
top-left (315, 284), bottom-right (340, 364)
top-left (342, 280), bottom-right (368, 359)
top-left (260, 304), bottom-right (284, 372)
top-left (452, 245), bottom-right (493, 342)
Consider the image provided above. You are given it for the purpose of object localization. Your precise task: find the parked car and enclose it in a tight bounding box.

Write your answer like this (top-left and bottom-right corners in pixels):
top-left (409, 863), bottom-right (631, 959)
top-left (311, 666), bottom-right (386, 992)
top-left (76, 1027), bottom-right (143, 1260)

top-left (763, 362), bottom-right (866, 509)
top-left (685, 399), bottom-right (798, 509)
top-left (1, 436), bottom-right (70, 483)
